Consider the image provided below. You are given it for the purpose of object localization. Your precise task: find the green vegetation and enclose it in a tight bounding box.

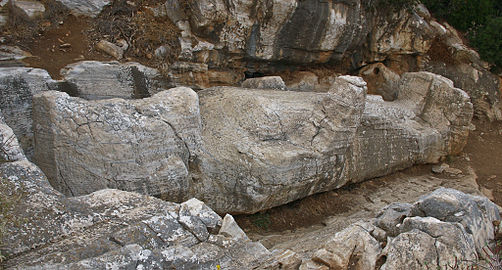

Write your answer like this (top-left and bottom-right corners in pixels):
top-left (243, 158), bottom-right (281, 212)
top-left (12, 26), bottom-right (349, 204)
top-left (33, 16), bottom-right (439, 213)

top-left (422, 0), bottom-right (502, 71)
top-left (370, 0), bottom-right (420, 12)
top-left (251, 212), bottom-right (271, 231)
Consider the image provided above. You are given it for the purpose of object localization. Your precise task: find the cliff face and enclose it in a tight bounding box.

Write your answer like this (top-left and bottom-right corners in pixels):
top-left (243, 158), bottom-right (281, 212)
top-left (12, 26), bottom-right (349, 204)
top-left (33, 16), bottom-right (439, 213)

top-left (3, 0), bottom-right (499, 118)
top-left (163, 0), bottom-right (500, 120)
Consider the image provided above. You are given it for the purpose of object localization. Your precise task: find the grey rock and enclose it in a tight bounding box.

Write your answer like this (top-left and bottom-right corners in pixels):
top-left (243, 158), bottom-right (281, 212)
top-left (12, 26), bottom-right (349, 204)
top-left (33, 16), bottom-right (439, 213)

top-left (31, 73), bottom-right (474, 213)
top-left (154, 45), bottom-right (168, 59)
top-left (425, 23), bottom-right (502, 121)
top-left (55, 0), bottom-right (110, 17)
top-left (9, 0), bottom-right (45, 20)
top-left (165, 61), bottom-right (210, 90)
top-left (33, 87), bottom-right (202, 199)
top-left (359, 63), bottom-right (400, 101)
top-left (374, 202), bottom-right (413, 237)
top-left (432, 163), bottom-right (449, 174)
top-left (196, 76), bottom-right (366, 213)
top-left (369, 10), bottom-right (435, 61)
top-left (300, 222), bottom-right (382, 269)
top-left (285, 71), bottom-right (320, 92)
top-left (219, 214), bottom-right (249, 241)
top-left (410, 187), bottom-right (501, 254)
top-left (296, 188), bottom-right (498, 270)
top-left (0, 152), bottom-right (274, 269)
top-left (96, 40), bottom-right (125, 60)
top-left (347, 72), bottom-right (473, 183)
top-left (0, 45), bottom-right (32, 61)
top-left (163, 0), bottom-right (500, 120)
top-left (0, 67), bottom-right (56, 159)
top-left (382, 217), bottom-right (477, 269)
top-left (241, 76), bottom-right (287, 90)
top-left (0, 113), bottom-right (25, 162)
top-left (60, 61), bottom-right (167, 100)
top-left (444, 166), bottom-right (463, 175)
top-left (260, 249), bottom-right (302, 270)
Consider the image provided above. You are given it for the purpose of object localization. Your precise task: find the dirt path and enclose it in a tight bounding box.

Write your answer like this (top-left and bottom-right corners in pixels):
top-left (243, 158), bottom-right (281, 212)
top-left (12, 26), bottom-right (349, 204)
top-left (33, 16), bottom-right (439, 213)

top-left (464, 119), bottom-right (502, 205)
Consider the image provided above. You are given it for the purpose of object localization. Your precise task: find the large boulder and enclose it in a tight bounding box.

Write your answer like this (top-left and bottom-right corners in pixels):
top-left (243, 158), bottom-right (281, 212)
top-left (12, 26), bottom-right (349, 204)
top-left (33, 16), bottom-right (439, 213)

top-left (33, 87), bottom-right (202, 200)
top-left (32, 73), bottom-right (473, 213)
top-left (346, 72), bottom-right (473, 183)
top-left (196, 76), bottom-right (367, 213)
top-left (300, 188), bottom-right (500, 269)
top-left (60, 61), bottom-right (167, 100)
top-left (0, 122), bottom-right (278, 269)
top-left (0, 67), bottom-right (56, 158)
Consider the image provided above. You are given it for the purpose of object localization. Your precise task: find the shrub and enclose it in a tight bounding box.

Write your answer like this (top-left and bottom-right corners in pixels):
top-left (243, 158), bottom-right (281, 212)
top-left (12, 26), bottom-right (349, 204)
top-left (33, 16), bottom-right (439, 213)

top-left (469, 17), bottom-right (502, 69)
top-left (422, 0), bottom-right (502, 70)
top-left (371, 0), bottom-right (420, 12)
top-left (422, 0), bottom-right (494, 31)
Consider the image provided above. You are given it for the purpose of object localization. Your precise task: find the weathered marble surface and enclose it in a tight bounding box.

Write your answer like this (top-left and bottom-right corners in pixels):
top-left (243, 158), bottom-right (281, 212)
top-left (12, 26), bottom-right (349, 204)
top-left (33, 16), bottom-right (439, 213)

top-left (33, 73), bottom-right (473, 214)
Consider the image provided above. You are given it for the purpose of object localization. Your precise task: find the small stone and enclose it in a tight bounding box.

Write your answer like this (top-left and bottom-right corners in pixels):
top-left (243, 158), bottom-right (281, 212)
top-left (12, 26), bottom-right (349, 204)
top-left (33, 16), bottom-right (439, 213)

top-left (241, 76), bottom-right (287, 90)
top-left (96, 40), bottom-right (124, 60)
top-left (219, 214), bottom-right (248, 241)
top-left (155, 46), bottom-right (168, 59)
top-left (0, 45), bottom-right (32, 61)
top-left (444, 167), bottom-right (463, 175)
top-left (10, 0), bottom-right (45, 20)
top-left (55, 0), bottom-right (111, 17)
top-left (432, 163), bottom-right (449, 174)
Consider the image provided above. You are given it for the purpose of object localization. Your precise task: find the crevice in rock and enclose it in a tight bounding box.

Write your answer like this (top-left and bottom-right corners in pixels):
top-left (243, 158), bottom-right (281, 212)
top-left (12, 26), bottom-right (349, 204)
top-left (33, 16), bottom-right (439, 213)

top-left (131, 66), bottom-right (152, 99)
top-left (56, 81), bottom-right (79, 97)
top-left (159, 118), bottom-right (191, 161)
top-left (375, 254), bottom-right (387, 269)
top-left (434, 238), bottom-right (441, 268)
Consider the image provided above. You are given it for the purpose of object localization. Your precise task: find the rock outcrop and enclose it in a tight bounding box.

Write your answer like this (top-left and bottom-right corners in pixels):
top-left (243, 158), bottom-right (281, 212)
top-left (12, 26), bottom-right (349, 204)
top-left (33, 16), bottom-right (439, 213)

top-left (160, 0), bottom-right (500, 120)
top-left (60, 61), bottom-right (167, 100)
top-left (0, 119), bottom-right (281, 269)
top-left (2, 119), bottom-right (498, 269)
top-left (33, 87), bottom-right (202, 200)
top-left (0, 67), bottom-right (56, 158)
top-left (301, 188), bottom-right (500, 269)
top-left (33, 73), bottom-right (473, 213)
top-left (0, 62), bottom-right (167, 159)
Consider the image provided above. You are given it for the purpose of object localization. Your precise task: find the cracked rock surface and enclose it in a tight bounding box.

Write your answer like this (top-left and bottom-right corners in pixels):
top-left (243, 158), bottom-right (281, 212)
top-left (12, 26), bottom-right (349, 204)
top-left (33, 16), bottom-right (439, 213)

top-left (32, 73), bottom-right (473, 213)
top-left (300, 188), bottom-right (500, 269)
top-left (33, 87), bottom-right (202, 200)
top-left (0, 67), bottom-right (56, 158)
top-left (0, 121), bottom-right (277, 269)
top-left (1, 119), bottom-right (498, 269)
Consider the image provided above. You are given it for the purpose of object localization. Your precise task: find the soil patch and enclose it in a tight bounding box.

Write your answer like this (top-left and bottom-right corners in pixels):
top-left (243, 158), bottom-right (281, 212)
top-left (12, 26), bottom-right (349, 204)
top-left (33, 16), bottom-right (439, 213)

top-left (464, 119), bottom-right (502, 206)
top-left (427, 37), bottom-right (456, 65)
top-left (21, 15), bottom-right (107, 79)
top-left (3, 0), bottom-right (180, 79)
